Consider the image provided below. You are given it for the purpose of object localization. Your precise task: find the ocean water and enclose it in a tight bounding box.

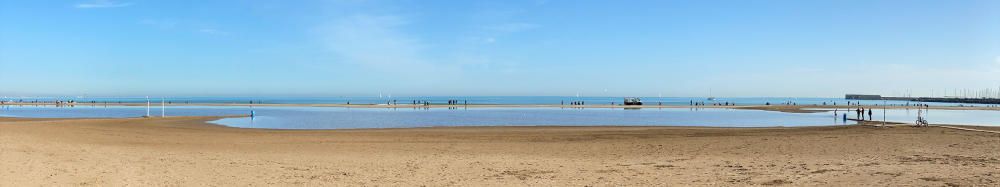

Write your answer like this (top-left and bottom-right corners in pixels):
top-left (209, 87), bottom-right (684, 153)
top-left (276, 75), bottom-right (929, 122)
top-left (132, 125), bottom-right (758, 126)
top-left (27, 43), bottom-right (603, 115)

top-left (0, 96), bottom-right (993, 107)
top-left (2, 105), bottom-right (999, 129)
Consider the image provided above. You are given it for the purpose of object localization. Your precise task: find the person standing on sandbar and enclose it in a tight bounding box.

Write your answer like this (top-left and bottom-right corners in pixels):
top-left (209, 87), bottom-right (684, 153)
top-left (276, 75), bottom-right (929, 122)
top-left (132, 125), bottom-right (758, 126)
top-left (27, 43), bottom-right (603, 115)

top-left (868, 108), bottom-right (873, 122)
top-left (860, 108), bottom-right (866, 120)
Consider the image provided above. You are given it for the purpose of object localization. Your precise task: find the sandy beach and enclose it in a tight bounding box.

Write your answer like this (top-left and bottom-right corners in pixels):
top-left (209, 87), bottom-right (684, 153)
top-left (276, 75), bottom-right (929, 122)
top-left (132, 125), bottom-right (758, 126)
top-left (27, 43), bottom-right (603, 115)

top-left (5, 0), bottom-right (998, 185)
top-left (2, 116), bottom-right (998, 186)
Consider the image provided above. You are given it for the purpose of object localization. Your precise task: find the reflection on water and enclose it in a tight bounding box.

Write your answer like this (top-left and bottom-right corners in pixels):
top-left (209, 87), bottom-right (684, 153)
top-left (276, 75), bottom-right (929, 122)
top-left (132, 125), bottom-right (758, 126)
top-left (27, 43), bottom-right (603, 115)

top-left (807, 108), bottom-right (1000, 126)
top-left (2, 105), bottom-right (998, 129)
top-left (209, 107), bottom-right (860, 129)
top-left (877, 109), bottom-right (1000, 126)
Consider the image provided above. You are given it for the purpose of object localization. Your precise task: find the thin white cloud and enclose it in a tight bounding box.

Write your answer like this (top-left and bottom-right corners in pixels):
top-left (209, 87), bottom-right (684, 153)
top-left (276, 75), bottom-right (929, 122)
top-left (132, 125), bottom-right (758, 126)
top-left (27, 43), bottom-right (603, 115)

top-left (482, 23), bottom-right (539, 33)
top-left (138, 19), bottom-right (231, 35)
top-left (138, 19), bottom-right (177, 29)
top-left (314, 13), bottom-right (467, 88)
top-left (469, 23), bottom-right (539, 44)
top-left (198, 28), bottom-right (230, 35)
top-left (76, 0), bottom-right (131, 8)
top-left (320, 15), bottom-right (429, 70)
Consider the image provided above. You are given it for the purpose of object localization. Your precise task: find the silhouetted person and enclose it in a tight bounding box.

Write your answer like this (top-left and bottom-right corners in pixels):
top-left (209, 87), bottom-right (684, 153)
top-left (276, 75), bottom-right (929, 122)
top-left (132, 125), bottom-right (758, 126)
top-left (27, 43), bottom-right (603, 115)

top-left (868, 108), bottom-right (873, 121)
top-left (856, 108), bottom-right (861, 120)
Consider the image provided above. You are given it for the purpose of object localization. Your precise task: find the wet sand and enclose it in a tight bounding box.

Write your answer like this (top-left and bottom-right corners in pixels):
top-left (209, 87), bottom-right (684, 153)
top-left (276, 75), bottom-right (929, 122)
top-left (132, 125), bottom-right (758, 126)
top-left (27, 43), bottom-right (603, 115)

top-left (1, 117), bottom-right (998, 186)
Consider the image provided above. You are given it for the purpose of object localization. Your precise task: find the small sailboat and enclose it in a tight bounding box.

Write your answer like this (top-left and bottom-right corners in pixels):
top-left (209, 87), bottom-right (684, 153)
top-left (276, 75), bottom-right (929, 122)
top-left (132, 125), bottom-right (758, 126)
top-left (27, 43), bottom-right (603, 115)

top-left (707, 89), bottom-right (716, 101)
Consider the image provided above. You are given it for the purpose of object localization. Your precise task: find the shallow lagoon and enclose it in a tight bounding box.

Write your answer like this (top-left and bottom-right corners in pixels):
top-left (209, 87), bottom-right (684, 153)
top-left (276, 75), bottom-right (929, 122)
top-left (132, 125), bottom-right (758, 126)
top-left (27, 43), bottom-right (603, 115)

top-left (2, 105), bottom-right (999, 129)
top-left (210, 107), bottom-right (854, 129)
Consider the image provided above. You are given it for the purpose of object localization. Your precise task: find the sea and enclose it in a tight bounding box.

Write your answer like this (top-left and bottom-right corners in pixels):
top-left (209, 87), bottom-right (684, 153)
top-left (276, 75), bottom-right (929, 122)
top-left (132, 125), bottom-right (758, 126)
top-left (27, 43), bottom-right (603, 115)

top-left (0, 96), bottom-right (993, 107)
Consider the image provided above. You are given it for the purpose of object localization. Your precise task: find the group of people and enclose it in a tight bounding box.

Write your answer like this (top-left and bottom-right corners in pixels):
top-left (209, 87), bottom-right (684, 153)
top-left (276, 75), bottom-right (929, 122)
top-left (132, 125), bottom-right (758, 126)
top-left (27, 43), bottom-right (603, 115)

top-left (690, 101), bottom-right (704, 106)
top-left (832, 107), bottom-right (874, 123)
top-left (446, 100), bottom-right (466, 105)
top-left (409, 100), bottom-right (430, 106)
top-left (855, 108), bottom-right (873, 121)
top-left (687, 101), bottom-right (736, 106)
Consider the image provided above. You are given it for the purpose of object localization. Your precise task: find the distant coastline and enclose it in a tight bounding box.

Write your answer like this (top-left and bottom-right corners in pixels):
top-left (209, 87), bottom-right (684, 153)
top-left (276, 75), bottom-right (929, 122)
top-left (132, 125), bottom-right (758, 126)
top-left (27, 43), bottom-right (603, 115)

top-left (3, 102), bottom-right (999, 113)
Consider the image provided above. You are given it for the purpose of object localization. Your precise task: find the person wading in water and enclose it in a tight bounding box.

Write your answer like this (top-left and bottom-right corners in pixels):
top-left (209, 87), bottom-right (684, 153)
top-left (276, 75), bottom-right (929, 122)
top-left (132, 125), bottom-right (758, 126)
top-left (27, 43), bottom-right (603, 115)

top-left (856, 108), bottom-right (862, 120)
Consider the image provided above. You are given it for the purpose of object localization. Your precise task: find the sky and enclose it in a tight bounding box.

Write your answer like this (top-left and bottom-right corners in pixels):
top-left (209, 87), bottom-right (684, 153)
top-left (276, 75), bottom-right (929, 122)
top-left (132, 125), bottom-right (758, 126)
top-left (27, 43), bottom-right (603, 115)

top-left (1, 0), bottom-right (999, 97)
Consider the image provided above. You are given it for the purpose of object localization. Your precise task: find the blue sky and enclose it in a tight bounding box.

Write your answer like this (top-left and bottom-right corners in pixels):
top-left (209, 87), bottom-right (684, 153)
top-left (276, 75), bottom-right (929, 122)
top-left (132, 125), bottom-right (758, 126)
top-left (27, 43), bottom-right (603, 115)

top-left (1, 0), bottom-right (999, 97)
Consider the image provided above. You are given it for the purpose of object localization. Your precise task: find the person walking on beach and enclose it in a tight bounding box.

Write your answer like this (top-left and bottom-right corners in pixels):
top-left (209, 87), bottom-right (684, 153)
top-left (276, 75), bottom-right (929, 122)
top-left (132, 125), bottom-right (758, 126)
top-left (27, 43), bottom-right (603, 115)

top-left (842, 113), bottom-right (848, 123)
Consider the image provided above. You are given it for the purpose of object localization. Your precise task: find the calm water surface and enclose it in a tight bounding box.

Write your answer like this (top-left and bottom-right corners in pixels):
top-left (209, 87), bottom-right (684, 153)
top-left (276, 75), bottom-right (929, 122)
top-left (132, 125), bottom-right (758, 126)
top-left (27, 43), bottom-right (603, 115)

top-left (210, 107), bottom-right (855, 129)
top-left (2, 105), bottom-right (998, 129)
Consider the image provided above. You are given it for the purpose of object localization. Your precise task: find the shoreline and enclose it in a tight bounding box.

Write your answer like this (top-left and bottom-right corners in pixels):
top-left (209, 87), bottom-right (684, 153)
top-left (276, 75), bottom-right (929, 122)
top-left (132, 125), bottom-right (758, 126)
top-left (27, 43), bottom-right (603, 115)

top-left (3, 102), bottom-right (999, 112)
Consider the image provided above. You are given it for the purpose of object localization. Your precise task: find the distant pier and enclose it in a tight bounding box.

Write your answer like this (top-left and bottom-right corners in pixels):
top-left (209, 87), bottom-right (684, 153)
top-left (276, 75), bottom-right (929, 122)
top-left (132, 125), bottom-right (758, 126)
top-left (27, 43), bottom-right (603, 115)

top-left (846, 94), bottom-right (1000, 104)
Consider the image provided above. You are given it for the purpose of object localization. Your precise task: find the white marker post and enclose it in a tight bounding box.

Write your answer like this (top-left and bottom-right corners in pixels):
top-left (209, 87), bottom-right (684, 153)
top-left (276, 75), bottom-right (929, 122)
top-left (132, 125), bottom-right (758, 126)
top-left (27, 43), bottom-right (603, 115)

top-left (145, 96), bottom-right (150, 117)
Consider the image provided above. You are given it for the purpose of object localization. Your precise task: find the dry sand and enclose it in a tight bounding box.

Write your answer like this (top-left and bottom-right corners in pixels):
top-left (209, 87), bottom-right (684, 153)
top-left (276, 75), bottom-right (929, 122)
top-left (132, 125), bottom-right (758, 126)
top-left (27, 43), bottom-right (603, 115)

top-left (2, 117), bottom-right (999, 186)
